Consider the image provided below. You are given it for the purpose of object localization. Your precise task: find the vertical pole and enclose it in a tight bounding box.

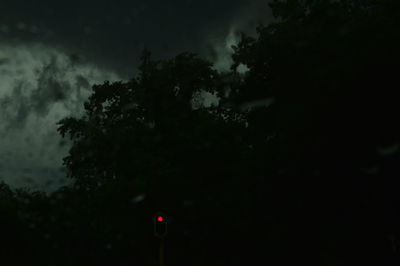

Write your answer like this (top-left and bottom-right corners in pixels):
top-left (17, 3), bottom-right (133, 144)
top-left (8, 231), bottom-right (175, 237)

top-left (159, 237), bottom-right (165, 266)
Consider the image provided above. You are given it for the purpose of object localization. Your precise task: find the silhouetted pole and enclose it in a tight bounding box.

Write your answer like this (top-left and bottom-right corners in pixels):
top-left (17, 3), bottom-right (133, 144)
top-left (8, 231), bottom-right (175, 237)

top-left (160, 236), bottom-right (165, 266)
top-left (154, 212), bottom-right (167, 266)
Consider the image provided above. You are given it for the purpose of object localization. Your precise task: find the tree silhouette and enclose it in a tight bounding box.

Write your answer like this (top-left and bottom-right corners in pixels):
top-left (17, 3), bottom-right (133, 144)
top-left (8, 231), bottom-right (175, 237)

top-left (229, 0), bottom-right (400, 264)
top-left (55, 49), bottom-right (254, 265)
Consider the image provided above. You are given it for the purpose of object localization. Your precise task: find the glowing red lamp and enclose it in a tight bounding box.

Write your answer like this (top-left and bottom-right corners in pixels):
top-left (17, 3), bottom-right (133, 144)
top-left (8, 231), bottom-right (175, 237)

top-left (154, 212), bottom-right (167, 237)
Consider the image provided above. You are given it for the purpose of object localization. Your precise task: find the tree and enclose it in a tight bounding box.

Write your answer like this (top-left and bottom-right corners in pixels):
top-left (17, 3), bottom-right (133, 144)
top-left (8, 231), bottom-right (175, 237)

top-left (56, 49), bottom-right (254, 265)
top-left (229, 0), bottom-right (400, 264)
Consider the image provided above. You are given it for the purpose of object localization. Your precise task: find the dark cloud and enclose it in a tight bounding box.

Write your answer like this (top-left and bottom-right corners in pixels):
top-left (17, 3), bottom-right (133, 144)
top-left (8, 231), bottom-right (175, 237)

top-left (0, 0), bottom-right (273, 78)
top-left (0, 80), bottom-right (31, 132)
top-left (75, 75), bottom-right (90, 90)
top-left (0, 55), bottom-right (72, 132)
top-left (32, 56), bottom-right (71, 115)
top-left (0, 57), bottom-right (10, 65)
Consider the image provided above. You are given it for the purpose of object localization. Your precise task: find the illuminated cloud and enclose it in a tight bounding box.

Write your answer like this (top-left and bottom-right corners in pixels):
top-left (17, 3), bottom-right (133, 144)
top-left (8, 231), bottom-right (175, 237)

top-left (204, 0), bottom-right (273, 73)
top-left (0, 42), bottom-right (121, 193)
top-left (209, 26), bottom-right (241, 73)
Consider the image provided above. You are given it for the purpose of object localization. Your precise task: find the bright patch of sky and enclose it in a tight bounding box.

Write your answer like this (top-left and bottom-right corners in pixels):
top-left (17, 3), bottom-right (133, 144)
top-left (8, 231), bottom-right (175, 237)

top-left (0, 42), bottom-right (121, 193)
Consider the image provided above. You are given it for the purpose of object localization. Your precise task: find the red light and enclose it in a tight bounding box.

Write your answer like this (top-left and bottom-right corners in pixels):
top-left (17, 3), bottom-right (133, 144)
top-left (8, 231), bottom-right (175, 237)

top-left (157, 216), bottom-right (164, 222)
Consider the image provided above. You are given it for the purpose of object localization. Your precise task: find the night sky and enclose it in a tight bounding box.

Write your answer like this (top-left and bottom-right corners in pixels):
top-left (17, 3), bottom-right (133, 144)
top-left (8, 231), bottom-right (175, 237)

top-left (0, 0), bottom-right (272, 192)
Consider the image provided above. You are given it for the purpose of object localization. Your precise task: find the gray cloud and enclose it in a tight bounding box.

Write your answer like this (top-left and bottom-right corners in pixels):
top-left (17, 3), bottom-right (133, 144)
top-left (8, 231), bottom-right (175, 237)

top-left (0, 57), bottom-right (10, 65)
top-left (0, 43), bottom-right (121, 193)
top-left (203, 1), bottom-right (274, 72)
top-left (0, 0), bottom-right (273, 78)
